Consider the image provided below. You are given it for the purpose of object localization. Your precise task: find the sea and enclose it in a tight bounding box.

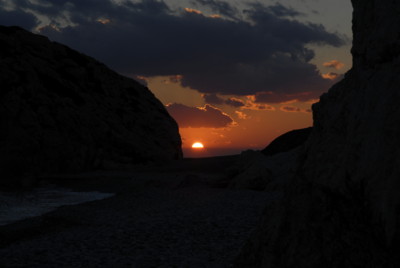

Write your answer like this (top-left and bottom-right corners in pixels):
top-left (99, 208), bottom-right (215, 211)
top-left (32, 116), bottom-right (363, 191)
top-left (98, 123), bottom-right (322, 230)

top-left (0, 186), bottom-right (114, 226)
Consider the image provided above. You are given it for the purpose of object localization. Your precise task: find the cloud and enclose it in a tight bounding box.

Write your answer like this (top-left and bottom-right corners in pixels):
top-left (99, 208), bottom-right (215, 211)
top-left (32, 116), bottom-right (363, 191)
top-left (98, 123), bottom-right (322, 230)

top-left (253, 92), bottom-right (290, 104)
top-left (202, 94), bottom-right (245, 107)
top-left (242, 96), bottom-right (276, 111)
top-left (280, 105), bottom-right (311, 113)
top-left (166, 103), bottom-right (234, 128)
top-left (1, 0), bottom-right (346, 102)
top-left (162, 75), bottom-right (183, 84)
top-left (235, 111), bottom-right (250, 119)
top-left (323, 60), bottom-right (345, 70)
top-left (245, 2), bottom-right (303, 18)
top-left (254, 91), bottom-right (319, 103)
top-left (202, 93), bottom-right (224, 104)
top-left (225, 97), bottom-right (245, 107)
top-left (0, 8), bottom-right (38, 30)
top-left (244, 103), bottom-right (275, 111)
top-left (322, 72), bottom-right (341, 80)
top-left (193, 0), bottom-right (239, 20)
top-left (184, 8), bottom-right (203, 15)
top-left (280, 106), bottom-right (301, 113)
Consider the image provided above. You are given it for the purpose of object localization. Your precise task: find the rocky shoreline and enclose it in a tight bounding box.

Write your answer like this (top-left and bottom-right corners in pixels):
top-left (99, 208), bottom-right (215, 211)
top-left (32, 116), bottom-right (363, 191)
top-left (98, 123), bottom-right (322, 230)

top-left (0, 158), bottom-right (278, 267)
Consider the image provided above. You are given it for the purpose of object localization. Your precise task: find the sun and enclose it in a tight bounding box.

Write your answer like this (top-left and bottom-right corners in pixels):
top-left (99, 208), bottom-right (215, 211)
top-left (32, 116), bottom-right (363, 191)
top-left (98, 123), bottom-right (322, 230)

top-left (192, 142), bottom-right (204, 149)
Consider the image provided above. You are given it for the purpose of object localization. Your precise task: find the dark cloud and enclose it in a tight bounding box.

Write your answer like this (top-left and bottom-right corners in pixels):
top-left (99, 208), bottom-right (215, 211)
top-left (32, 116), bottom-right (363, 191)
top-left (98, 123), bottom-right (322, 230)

top-left (203, 94), bottom-right (245, 107)
top-left (193, 0), bottom-right (239, 20)
top-left (254, 90), bottom-right (325, 103)
top-left (0, 0), bottom-right (346, 102)
top-left (166, 103), bottom-right (234, 128)
top-left (280, 106), bottom-right (301, 113)
top-left (0, 8), bottom-right (38, 30)
top-left (225, 97), bottom-right (245, 107)
top-left (245, 3), bottom-right (303, 18)
top-left (254, 92), bottom-right (289, 104)
top-left (202, 93), bottom-right (224, 104)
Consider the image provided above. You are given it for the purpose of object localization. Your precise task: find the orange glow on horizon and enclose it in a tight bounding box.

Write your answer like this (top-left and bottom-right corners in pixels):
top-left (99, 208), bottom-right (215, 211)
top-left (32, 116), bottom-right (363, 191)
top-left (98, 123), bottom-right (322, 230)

top-left (192, 142), bottom-right (204, 149)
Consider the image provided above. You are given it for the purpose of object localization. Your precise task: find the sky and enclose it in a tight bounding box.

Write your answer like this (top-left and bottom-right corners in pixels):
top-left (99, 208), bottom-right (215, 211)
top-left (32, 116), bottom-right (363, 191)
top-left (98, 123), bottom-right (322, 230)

top-left (0, 0), bottom-right (353, 157)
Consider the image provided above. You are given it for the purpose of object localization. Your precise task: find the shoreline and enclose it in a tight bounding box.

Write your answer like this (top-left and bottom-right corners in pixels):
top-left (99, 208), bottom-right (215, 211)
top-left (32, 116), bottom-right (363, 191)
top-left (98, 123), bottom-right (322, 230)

top-left (0, 156), bottom-right (277, 267)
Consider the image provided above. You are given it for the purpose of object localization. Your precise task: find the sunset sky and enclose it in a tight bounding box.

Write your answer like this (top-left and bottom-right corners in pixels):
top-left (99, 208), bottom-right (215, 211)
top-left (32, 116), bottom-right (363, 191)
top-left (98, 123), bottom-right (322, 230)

top-left (0, 0), bottom-right (353, 157)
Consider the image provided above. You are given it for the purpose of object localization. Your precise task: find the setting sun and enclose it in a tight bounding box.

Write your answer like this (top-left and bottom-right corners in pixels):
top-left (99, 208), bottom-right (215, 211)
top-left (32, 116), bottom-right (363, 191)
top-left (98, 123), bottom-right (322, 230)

top-left (192, 142), bottom-right (204, 149)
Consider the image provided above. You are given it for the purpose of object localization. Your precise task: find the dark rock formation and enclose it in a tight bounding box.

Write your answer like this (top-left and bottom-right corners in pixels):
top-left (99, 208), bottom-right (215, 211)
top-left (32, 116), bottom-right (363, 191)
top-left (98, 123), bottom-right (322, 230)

top-left (235, 0), bottom-right (400, 267)
top-left (0, 26), bottom-right (182, 185)
top-left (227, 149), bottom-right (300, 191)
top-left (228, 128), bottom-right (311, 191)
top-left (261, 127), bottom-right (312, 156)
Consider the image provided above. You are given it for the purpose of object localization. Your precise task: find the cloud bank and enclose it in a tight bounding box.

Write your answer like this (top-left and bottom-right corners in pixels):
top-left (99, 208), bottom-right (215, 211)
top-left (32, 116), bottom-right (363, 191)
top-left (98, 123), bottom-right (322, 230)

top-left (0, 0), bottom-right (346, 102)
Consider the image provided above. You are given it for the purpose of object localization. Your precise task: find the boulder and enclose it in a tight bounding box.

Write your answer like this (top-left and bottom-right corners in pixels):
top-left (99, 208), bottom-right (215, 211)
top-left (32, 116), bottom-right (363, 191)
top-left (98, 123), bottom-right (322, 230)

top-left (235, 0), bottom-right (400, 267)
top-left (228, 149), bottom-right (299, 191)
top-left (261, 127), bottom-right (312, 156)
top-left (227, 150), bottom-right (271, 191)
top-left (0, 26), bottom-right (182, 185)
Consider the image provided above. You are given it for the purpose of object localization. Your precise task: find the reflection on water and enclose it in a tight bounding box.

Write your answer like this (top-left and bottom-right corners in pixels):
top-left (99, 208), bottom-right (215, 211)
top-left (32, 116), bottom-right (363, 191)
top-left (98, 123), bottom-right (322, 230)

top-left (0, 186), bottom-right (114, 226)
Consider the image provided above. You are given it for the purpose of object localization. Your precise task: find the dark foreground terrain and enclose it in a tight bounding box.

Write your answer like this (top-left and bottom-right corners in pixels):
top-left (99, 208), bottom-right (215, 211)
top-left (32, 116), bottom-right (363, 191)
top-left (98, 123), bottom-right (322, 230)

top-left (0, 156), bottom-right (277, 267)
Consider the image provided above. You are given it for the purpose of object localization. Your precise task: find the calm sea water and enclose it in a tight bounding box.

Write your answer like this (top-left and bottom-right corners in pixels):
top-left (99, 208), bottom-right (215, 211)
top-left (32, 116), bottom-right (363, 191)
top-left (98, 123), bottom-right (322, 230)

top-left (0, 186), bottom-right (114, 226)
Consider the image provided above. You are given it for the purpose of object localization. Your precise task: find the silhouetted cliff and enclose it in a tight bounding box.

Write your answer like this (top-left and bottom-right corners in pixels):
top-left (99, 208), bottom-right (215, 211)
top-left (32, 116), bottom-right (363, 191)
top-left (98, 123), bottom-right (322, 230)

top-left (0, 26), bottom-right (182, 185)
top-left (235, 0), bottom-right (400, 266)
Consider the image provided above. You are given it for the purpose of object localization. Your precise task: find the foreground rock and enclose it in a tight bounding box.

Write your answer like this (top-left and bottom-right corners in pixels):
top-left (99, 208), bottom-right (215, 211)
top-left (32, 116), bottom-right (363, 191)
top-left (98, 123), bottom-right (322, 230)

top-left (235, 0), bottom-right (400, 267)
top-left (0, 26), bottom-right (182, 186)
top-left (261, 127), bottom-right (312, 156)
top-left (228, 149), bottom-right (299, 191)
top-left (228, 128), bottom-right (310, 191)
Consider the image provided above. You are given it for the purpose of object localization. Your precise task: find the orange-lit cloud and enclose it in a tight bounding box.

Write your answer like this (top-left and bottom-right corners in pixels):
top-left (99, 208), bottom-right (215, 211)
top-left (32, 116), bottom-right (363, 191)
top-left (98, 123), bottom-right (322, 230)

top-left (184, 7), bottom-right (221, 19)
top-left (225, 97), bottom-right (245, 107)
top-left (323, 60), bottom-right (345, 70)
top-left (235, 111), bottom-right (250, 119)
top-left (280, 105), bottom-right (311, 113)
top-left (209, 14), bottom-right (221, 19)
top-left (184, 8), bottom-right (203, 15)
top-left (322, 72), bottom-right (340, 80)
top-left (241, 96), bottom-right (276, 111)
top-left (97, 18), bottom-right (111, 24)
top-left (280, 106), bottom-right (301, 113)
top-left (243, 103), bottom-right (276, 111)
top-left (163, 75), bottom-right (183, 84)
top-left (166, 103), bottom-right (234, 128)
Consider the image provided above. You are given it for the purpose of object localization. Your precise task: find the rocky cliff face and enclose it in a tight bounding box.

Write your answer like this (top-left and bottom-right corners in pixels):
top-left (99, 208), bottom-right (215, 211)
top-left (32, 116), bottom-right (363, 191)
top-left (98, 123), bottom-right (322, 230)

top-left (235, 0), bottom-right (400, 267)
top-left (0, 26), bottom-right (182, 184)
